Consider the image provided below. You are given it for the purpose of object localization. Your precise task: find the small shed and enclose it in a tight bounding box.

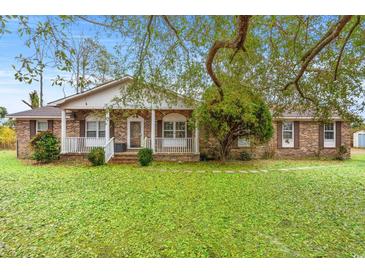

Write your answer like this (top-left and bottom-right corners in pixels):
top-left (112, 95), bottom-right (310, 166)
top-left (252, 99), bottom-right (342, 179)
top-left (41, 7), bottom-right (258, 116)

top-left (353, 130), bottom-right (365, 148)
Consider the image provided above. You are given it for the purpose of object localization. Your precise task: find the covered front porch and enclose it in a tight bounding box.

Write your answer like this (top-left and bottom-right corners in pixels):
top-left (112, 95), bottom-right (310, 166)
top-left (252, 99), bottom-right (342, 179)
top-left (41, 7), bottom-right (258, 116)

top-left (60, 109), bottom-right (200, 162)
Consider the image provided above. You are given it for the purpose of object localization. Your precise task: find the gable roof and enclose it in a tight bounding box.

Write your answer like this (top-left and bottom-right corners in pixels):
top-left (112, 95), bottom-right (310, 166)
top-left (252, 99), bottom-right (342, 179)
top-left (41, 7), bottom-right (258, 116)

top-left (48, 76), bottom-right (134, 107)
top-left (6, 106), bottom-right (62, 119)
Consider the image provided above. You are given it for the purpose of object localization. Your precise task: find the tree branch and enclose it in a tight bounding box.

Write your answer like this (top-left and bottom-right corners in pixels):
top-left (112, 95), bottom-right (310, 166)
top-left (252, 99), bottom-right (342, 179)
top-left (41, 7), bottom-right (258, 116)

top-left (137, 16), bottom-right (154, 75)
top-left (206, 15), bottom-right (252, 101)
top-left (334, 16), bottom-right (360, 81)
top-left (283, 15), bottom-right (353, 102)
top-left (161, 16), bottom-right (188, 52)
top-left (76, 16), bottom-right (116, 29)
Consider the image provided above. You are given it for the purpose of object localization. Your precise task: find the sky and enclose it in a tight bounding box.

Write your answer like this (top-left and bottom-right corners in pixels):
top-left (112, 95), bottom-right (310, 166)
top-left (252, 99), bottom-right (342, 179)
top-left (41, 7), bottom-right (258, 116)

top-left (0, 16), bottom-right (122, 114)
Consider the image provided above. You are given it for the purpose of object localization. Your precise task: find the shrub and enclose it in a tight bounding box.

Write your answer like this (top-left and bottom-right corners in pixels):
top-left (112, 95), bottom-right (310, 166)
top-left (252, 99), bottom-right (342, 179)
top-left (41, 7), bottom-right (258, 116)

top-left (200, 152), bottom-right (208, 161)
top-left (0, 126), bottom-right (16, 150)
top-left (137, 148), bottom-right (153, 166)
top-left (88, 147), bottom-right (105, 166)
top-left (30, 131), bottom-right (60, 163)
top-left (336, 145), bottom-right (348, 160)
top-left (239, 151), bottom-right (252, 161)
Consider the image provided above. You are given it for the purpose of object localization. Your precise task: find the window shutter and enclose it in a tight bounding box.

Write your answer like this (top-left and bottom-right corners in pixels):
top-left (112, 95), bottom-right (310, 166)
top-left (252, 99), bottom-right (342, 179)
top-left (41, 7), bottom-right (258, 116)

top-left (157, 120), bottom-right (162, 137)
top-left (30, 120), bottom-right (36, 138)
top-left (48, 120), bottom-right (53, 133)
top-left (319, 124), bottom-right (324, 149)
top-left (294, 121), bottom-right (300, 149)
top-left (336, 121), bottom-right (342, 148)
top-left (79, 120), bottom-right (85, 137)
top-left (110, 120), bottom-right (115, 138)
top-left (277, 121), bottom-right (282, 149)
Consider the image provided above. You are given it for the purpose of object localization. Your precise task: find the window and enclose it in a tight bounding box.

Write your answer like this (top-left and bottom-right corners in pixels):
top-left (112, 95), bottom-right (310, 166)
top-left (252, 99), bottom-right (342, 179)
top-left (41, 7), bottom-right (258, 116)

top-left (282, 121), bottom-right (294, 148)
top-left (238, 137), bottom-right (250, 147)
top-left (36, 121), bottom-right (48, 133)
top-left (324, 123), bottom-right (335, 148)
top-left (163, 121), bottom-right (187, 138)
top-left (162, 113), bottom-right (187, 139)
top-left (86, 121), bottom-right (106, 138)
top-left (163, 121), bottom-right (174, 138)
top-left (175, 122), bottom-right (186, 138)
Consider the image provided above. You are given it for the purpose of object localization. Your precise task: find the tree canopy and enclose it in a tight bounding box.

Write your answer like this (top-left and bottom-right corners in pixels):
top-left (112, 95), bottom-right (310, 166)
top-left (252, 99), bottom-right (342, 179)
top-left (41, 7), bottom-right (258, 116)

top-left (0, 15), bottom-right (364, 121)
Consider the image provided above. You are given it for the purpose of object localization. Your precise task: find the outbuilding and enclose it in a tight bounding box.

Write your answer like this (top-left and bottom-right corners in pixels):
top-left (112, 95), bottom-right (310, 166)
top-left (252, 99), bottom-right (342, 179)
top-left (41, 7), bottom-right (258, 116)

top-left (353, 130), bottom-right (365, 148)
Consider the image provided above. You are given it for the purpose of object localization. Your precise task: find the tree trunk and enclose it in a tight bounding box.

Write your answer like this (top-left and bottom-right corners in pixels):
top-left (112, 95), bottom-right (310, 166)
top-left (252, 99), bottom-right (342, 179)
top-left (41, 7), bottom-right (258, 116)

top-left (39, 72), bottom-right (43, 107)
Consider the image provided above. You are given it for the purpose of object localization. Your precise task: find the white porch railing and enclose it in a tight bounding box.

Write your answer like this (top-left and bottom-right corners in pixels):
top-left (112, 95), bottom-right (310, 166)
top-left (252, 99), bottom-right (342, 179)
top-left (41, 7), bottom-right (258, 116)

top-left (62, 137), bottom-right (115, 163)
top-left (145, 137), bottom-right (196, 153)
top-left (104, 137), bottom-right (115, 162)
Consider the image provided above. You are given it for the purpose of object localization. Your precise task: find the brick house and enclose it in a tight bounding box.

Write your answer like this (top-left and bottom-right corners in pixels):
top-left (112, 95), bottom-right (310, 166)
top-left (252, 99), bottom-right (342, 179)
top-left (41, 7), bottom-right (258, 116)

top-left (7, 76), bottom-right (351, 162)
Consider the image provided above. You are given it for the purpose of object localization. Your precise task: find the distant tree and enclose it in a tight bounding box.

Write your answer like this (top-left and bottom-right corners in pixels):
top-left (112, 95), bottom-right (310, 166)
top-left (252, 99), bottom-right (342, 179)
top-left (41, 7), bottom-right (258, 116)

top-left (0, 106), bottom-right (7, 118)
top-left (22, 90), bottom-right (40, 109)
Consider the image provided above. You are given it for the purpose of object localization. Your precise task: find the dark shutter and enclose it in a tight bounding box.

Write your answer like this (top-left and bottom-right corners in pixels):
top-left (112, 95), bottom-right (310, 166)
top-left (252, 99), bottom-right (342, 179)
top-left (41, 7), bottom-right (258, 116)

top-left (319, 124), bottom-right (324, 149)
top-left (157, 120), bottom-right (162, 137)
top-left (79, 120), bottom-right (85, 137)
top-left (110, 120), bottom-right (115, 138)
top-left (277, 121), bottom-right (282, 149)
top-left (294, 121), bottom-right (300, 149)
top-left (30, 120), bottom-right (36, 138)
top-left (48, 120), bottom-right (53, 133)
top-left (336, 121), bottom-right (342, 148)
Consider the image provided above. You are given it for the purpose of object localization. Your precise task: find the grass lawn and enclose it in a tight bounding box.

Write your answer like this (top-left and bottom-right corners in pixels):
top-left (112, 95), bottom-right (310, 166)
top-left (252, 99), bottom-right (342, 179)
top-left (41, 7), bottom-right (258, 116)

top-left (0, 150), bottom-right (364, 258)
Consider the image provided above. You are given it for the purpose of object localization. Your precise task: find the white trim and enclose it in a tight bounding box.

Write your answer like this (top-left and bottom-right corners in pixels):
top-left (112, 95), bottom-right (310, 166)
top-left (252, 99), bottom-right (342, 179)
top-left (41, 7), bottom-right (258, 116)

top-left (7, 116), bottom-right (61, 120)
top-left (127, 115), bottom-right (144, 149)
top-left (324, 122), bottom-right (336, 148)
top-left (151, 109), bottom-right (156, 152)
top-left (282, 121), bottom-right (294, 148)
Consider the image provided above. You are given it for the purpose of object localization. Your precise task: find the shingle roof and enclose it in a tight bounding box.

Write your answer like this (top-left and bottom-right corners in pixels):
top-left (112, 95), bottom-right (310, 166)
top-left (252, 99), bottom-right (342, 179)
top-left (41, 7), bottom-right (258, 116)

top-left (7, 106), bottom-right (62, 119)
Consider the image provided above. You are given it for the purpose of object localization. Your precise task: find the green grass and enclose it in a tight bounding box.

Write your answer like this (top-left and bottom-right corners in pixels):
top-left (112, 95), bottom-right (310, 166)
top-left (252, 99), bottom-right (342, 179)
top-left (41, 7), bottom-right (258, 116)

top-left (0, 150), bottom-right (365, 258)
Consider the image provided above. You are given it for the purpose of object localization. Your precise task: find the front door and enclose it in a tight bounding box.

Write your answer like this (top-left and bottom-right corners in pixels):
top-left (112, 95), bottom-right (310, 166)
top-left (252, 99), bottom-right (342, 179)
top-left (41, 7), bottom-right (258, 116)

top-left (129, 121), bottom-right (142, 148)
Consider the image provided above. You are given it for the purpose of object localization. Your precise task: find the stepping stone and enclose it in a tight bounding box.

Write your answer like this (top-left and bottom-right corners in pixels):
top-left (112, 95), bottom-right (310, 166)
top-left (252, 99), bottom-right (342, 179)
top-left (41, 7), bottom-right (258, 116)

top-left (260, 169), bottom-right (268, 173)
top-left (225, 170), bottom-right (235, 174)
top-left (212, 170), bottom-right (222, 173)
top-left (249, 170), bottom-right (258, 173)
top-left (278, 168), bottom-right (289, 171)
top-left (239, 170), bottom-right (248, 173)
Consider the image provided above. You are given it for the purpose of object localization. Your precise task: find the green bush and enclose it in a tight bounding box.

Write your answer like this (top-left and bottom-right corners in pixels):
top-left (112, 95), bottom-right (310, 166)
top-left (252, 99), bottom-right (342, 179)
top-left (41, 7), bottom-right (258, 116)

top-left (30, 131), bottom-right (60, 163)
top-left (87, 147), bottom-right (105, 166)
top-left (239, 151), bottom-right (252, 161)
top-left (137, 148), bottom-right (153, 166)
top-left (336, 145), bottom-right (348, 160)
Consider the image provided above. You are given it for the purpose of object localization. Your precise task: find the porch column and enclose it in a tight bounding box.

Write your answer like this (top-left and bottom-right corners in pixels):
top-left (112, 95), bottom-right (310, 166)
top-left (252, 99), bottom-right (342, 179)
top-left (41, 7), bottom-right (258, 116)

top-left (105, 110), bottom-right (110, 143)
top-left (61, 110), bottom-right (66, 153)
top-left (151, 109), bottom-right (156, 152)
top-left (194, 121), bottom-right (199, 154)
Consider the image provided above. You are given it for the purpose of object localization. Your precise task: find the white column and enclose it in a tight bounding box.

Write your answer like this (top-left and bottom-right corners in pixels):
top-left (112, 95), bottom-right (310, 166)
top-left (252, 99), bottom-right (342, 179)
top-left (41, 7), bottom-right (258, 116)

top-left (105, 110), bottom-right (110, 143)
top-left (151, 109), bottom-right (156, 152)
top-left (194, 122), bottom-right (199, 154)
top-left (61, 110), bottom-right (66, 153)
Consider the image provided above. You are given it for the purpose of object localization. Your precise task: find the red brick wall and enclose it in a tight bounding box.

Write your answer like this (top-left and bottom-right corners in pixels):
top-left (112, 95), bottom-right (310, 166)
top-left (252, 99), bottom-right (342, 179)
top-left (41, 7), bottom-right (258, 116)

top-left (200, 120), bottom-right (352, 159)
top-left (15, 113), bottom-right (351, 160)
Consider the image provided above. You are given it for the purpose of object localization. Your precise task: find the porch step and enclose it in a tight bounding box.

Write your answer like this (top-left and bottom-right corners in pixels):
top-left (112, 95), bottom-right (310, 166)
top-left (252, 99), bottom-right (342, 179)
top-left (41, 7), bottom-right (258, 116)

top-left (109, 153), bottom-right (138, 164)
